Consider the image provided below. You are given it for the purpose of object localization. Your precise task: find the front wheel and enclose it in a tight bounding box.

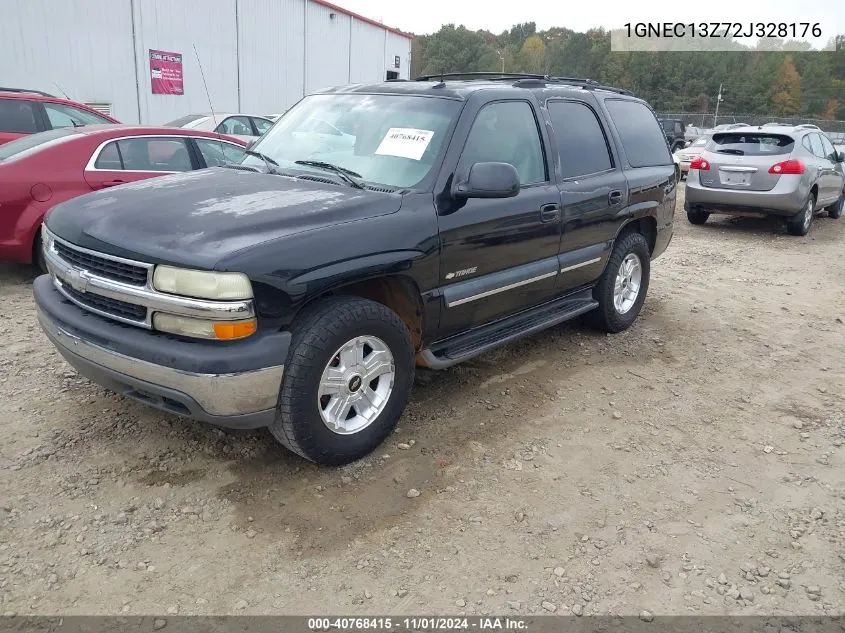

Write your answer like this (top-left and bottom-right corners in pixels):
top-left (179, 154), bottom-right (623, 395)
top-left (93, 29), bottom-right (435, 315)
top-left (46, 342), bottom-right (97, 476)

top-left (787, 194), bottom-right (815, 236)
top-left (586, 232), bottom-right (651, 333)
top-left (269, 296), bottom-right (415, 465)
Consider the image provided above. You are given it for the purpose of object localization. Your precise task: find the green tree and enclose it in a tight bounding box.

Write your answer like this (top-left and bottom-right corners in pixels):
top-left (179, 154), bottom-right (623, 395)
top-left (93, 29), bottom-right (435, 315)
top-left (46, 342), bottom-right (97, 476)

top-left (771, 56), bottom-right (802, 116)
top-left (517, 35), bottom-right (546, 74)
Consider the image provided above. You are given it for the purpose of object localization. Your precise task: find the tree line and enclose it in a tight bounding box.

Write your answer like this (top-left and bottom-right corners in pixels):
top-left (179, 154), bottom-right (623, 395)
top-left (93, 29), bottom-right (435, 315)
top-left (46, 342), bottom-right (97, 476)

top-left (409, 23), bottom-right (845, 120)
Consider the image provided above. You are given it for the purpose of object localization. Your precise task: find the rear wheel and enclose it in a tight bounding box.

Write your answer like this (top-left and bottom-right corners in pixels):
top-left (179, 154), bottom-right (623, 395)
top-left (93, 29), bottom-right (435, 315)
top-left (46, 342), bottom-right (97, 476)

top-left (826, 188), bottom-right (844, 219)
top-left (787, 194), bottom-right (815, 236)
top-left (269, 296), bottom-right (415, 466)
top-left (32, 231), bottom-right (47, 274)
top-left (587, 232), bottom-right (650, 333)
top-left (686, 209), bottom-right (709, 225)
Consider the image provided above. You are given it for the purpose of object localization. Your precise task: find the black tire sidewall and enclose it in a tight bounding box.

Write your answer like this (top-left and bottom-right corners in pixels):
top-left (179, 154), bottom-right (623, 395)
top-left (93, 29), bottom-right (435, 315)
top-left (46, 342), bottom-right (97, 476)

top-left (272, 297), bottom-right (414, 465)
top-left (828, 190), bottom-right (844, 219)
top-left (686, 209), bottom-right (709, 225)
top-left (591, 232), bottom-right (651, 333)
top-left (787, 194), bottom-right (815, 236)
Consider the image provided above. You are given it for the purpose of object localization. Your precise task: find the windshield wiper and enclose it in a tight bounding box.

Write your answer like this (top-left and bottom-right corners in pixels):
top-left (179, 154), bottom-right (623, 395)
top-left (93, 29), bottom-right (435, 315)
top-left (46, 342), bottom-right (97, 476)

top-left (294, 160), bottom-right (364, 189)
top-left (244, 149), bottom-right (281, 174)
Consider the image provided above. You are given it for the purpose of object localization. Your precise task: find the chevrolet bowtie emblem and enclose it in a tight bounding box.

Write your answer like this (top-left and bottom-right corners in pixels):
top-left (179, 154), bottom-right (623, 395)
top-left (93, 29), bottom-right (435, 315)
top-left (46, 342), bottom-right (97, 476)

top-left (64, 267), bottom-right (89, 293)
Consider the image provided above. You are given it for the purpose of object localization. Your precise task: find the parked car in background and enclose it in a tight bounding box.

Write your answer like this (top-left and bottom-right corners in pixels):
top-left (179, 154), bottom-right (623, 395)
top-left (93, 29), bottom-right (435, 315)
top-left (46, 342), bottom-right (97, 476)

top-left (657, 117), bottom-right (686, 152)
top-left (829, 131), bottom-right (845, 155)
top-left (267, 112), bottom-right (287, 122)
top-left (33, 73), bottom-right (675, 466)
top-left (0, 125), bottom-right (247, 270)
top-left (685, 124), bottom-right (845, 235)
top-left (164, 113), bottom-right (274, 142)
top-left (673, 135), bottom-right (710, 177)
top-left (0, 87), bottom-right (120, 145)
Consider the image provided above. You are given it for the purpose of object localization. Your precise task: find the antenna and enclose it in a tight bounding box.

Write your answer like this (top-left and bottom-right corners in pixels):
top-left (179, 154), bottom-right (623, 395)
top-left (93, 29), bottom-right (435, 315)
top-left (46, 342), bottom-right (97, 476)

top-left (193, 44), bottom-right (228, 164)
top-left (52, 82), bottom-right (71, 100)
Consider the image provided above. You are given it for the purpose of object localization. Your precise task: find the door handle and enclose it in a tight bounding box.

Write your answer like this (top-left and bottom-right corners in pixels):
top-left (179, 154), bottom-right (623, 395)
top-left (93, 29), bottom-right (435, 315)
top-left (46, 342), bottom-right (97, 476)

top-left (101, 180), bottom-right (127, 187)
top-left (608, 190), bottom-right (623, 205)
top-left (540, 203), bottom-right (560, 222)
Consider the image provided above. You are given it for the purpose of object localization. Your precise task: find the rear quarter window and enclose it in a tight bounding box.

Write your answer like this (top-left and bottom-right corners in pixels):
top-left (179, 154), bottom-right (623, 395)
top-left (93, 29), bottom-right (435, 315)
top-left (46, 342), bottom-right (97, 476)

top-left (605, 99), bottom-right (671, 168)
top-left (708, 133), bottom-right (794, 156)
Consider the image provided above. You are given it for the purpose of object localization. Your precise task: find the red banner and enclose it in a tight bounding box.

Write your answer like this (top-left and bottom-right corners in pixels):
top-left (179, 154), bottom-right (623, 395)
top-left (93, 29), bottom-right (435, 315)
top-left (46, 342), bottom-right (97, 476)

top-left (149, 49), bottom-right (184, 95)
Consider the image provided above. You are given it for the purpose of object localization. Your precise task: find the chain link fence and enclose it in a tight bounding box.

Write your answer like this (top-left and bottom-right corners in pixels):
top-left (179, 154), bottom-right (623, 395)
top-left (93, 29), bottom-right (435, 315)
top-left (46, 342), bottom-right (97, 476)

top-left (656, 112), bottom-right (845, 134)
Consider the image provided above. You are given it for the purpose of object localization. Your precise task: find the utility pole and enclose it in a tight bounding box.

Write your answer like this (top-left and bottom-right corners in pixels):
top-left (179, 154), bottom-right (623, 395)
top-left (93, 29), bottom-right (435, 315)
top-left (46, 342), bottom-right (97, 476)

top-left (497, 50), bottom-right (505, 73)
top-left (714, 83), bottom-right (723, 127)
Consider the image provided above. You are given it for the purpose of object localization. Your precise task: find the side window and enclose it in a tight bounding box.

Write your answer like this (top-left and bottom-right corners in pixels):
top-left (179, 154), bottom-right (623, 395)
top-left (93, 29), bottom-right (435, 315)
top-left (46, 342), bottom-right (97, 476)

top-left (808, 133), bottom-right (825, 158)
top-left (0, 98), bottom-right (39, 133)
top-left (819, 135), bottom-right (836, 161)
top-left (458, 101), bottom-right (546, 186)
top-left (195, 138), bottom-right (246, 167)
top-left (216, 116), bottom-right (253, 137)
top-left (802, 136), bottom-right (813, 153)
top-left (44, 102), bottom-right (111, 128)
top-left (93, 141), bottom-right (123, 169)
top-left (605, 99), bottom-right (671, 168)
top-left (116, 137), bottom-right (192, 172)
top-left (251, 117), bottom-right (273, 135)
top-left (547, 101), bottom-right (613, 179)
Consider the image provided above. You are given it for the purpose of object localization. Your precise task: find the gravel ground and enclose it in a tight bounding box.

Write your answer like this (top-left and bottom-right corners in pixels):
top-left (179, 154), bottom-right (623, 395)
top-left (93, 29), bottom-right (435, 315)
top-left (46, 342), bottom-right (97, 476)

top-left (1, 184), bottom-right (844, 617)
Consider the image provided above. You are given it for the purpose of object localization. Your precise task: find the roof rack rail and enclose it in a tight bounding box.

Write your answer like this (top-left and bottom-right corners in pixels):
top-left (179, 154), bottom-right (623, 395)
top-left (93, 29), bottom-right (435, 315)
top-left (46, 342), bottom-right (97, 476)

top-left (546, 76), bottom-right (631, 95)
top-left (0, 86), bottom-right (55, 97)
top-left (415, 72), bottom-right (547, 81)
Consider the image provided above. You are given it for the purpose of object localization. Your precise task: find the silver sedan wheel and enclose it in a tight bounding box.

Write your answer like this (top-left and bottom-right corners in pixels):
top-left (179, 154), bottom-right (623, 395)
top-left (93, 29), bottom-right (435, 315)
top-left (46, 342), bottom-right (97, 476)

top-left (613, 253), bottom-right (643, 315)
top-left (803, 197), bottom-right (814, 232)
top-left (317, 335), bottom-right (395, 435)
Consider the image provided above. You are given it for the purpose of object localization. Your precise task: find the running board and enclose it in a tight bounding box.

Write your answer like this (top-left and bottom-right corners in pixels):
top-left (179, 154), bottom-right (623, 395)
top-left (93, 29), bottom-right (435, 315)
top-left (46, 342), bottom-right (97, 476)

top-left (419, 288), bottom-right (598, 369)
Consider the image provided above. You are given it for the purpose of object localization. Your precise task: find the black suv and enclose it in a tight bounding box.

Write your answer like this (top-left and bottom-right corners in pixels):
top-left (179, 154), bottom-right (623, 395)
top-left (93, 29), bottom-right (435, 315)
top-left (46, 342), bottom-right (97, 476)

top-left (657, 117), bottom-right (686, 152)
top-left (34, 73), bottom-right (676, 465)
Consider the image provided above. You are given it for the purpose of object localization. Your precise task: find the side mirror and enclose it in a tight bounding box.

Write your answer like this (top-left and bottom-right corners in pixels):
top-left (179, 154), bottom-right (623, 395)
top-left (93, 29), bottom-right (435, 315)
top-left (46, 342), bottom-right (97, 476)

top-left (453, 162), bottom-right (520, 199)
top-left (837, 151), bottom-right (844, 163)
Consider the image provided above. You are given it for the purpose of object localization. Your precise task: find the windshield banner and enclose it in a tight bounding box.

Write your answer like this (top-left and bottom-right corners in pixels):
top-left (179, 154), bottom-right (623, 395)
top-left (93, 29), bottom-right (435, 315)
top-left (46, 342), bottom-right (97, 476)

top-left (149, 49), bottom-right (184, 95)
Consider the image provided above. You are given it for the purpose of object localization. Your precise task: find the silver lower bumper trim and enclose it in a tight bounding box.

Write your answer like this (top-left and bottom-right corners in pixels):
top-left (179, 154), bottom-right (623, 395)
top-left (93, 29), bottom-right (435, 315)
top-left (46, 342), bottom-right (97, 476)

top-left (37, 308), bottom-right (283, 417)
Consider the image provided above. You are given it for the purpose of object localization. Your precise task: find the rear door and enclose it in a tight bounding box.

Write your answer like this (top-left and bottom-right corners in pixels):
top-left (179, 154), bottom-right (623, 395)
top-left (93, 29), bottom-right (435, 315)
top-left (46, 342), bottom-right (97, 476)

top-left (819, 134), bottom-right (845, 202)
top-left (83, 136), bottom-right (195, 190)
top-left (0, 98), bottom-right (42, 145)
top-left (698, 131), bottom-right (795, 191)
top-left (546, 98), bottom-right (628, 292)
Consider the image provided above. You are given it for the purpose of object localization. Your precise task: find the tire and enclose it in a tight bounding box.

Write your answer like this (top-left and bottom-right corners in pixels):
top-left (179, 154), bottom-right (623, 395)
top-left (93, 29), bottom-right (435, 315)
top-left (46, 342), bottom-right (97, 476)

top-left (686, 209), bottom-right (709, 225)
top-left (826, 188), bottom-right (844, 219)
top-left (587, 231), bottom-right (651, 334)
top-left (787, 193), bottom-right (815, 236)
top-left (269, 296), bottom-right (415, 466)
top-left (32, 231), bottom-right (47, 274)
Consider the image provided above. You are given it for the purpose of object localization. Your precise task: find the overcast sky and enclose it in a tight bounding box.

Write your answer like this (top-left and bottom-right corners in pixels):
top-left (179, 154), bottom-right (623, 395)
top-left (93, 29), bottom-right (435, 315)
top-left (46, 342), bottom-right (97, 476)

top-left (335, 0), bottom-right (840, 45)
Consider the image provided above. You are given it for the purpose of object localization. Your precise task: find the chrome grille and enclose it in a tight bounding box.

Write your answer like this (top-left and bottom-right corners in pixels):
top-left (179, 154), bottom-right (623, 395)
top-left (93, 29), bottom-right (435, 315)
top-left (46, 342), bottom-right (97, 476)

top-left (60, 282), bottom-right (147, 322)
top-left (54, 240), bottom-right (148, 286)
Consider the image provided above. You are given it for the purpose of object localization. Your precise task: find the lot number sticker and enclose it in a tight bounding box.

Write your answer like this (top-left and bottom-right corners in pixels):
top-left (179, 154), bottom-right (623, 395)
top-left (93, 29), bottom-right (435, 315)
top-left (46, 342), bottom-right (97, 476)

top-left (375, 128), bottom-right (434, 161)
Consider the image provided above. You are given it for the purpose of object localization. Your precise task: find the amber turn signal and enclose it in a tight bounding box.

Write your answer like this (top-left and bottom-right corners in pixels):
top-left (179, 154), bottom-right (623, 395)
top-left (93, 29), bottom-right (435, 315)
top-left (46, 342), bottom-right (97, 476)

top-left (212, 319), bottom-right (258, 340)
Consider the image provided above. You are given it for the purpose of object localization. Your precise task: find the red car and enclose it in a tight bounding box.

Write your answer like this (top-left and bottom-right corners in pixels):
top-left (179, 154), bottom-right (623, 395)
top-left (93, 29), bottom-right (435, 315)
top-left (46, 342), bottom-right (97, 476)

top-left (0, 125), bottom-right (249, 269)
top-left (0, 88), bottom-right (121, 145)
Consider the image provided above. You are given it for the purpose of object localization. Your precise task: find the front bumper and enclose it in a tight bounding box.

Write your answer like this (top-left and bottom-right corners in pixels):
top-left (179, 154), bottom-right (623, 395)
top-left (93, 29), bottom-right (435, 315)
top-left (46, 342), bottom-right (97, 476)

top-left (34, 275), bottom-right (289, 429)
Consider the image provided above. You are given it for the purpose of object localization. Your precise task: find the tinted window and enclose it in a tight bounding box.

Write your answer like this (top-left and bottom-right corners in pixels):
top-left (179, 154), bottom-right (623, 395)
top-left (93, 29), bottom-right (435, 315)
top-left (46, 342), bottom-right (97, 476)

top-left (708, 133), bottom-right (794, 156)
top-left (548, 101), bottom-right (612, 179)
top-left (252, 117), bottom-right (273, 135)
top-left (0, 98), bottom-right (39, 133)
top-left (0, 128), bottom-right (79, 160)
top-left (195, 138), bottom-right (247, 167)
top-left (216, 116), bottom-right (253, 136)
top-left (93, 141), bottom-right (122, 169)
top-left (116, 137), bottom-right (192, 171)
top-left (819, 135), bottom-right (836, 160)
top-left (605, 99), bottom-right (671, 168)
top-left (459, 101), bottom-right (546, 185)
top-left (44, 102), bottom-right (110, 128)
top-left (808, 133), bottom-right (825, 158)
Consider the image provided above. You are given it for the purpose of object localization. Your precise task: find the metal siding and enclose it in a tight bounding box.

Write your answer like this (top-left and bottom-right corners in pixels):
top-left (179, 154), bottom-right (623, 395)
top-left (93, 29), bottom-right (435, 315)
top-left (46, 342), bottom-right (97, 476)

top-left (349, 19), bottom-right (386, 85)
top-left (133, 0), bottom-right (239, 124)
top-left (237, 0), bottom-right (305, 112)
top-left (0, 0), bottom-right (138, 122)
top-left (385, 33), bottom-right (412, 80)
top-left (304, 1), bottom-right (351, 94)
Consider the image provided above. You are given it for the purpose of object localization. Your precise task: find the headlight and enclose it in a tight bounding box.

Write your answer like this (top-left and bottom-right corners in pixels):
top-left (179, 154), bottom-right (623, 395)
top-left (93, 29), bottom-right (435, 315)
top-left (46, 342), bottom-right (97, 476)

top-left (153, 313), bottom-right (257, 340)
top-left (152, 266), bottom-right (252, 300)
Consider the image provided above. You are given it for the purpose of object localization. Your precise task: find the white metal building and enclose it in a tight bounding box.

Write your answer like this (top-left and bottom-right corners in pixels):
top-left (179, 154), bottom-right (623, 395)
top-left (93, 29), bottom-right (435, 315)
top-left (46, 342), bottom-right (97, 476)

top-left (0, 0), bottom-right (412, 124)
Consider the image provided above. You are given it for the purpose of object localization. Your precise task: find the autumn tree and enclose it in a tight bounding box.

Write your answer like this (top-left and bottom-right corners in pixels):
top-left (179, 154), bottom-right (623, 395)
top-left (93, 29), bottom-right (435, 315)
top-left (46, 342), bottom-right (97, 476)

top-left (517, 35), bottom-right (546, 74)
top-left (771, 56), bottom-right (802, 116)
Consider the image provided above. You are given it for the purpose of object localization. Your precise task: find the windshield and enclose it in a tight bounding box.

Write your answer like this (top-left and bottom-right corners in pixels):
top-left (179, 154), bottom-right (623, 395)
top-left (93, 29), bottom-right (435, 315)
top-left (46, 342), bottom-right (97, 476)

top-left (165, 114), bottom-right (207, 127)
top-left (691, 137), bottom-right (708, 147)
top-left (0, 128), bottom-right (80, 161)
top-left (243, 94), bottom-right (462, 189)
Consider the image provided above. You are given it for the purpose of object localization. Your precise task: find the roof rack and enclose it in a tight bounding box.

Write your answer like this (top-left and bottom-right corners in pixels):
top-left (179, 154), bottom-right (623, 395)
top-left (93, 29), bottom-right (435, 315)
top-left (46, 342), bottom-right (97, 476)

top-left (414, 72), bottom-right (631, 95)
top-left (0, 86), bottom-right (55, 97)
top-left (793, 123), bottom-right (820, 130)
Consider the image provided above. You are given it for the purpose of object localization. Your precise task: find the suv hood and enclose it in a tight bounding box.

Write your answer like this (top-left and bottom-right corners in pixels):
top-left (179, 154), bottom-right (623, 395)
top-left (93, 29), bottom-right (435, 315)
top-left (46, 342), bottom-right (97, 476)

top-left (45, 167), bottom-right (403, 269)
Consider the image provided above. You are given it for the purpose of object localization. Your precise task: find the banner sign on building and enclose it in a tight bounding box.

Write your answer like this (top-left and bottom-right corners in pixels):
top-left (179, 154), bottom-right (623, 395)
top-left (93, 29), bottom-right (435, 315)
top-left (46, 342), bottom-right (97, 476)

top-left (149, 49), bottom-right (184, 95)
